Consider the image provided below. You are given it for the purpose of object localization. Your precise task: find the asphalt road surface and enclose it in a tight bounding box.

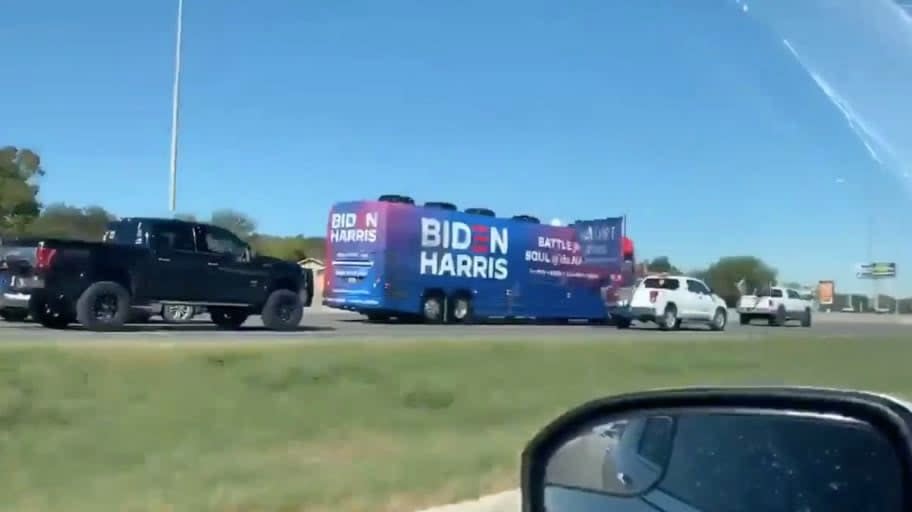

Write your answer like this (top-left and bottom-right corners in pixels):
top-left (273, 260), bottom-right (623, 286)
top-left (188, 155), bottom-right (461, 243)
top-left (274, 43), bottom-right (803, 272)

top-left (0, 309), bottom-right (908, 343)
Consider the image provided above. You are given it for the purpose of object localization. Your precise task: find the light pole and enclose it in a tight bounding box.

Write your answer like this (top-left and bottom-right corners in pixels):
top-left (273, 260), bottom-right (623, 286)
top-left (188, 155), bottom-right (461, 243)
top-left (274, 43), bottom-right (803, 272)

top-left (837, 177), bottom-right (878, 311)
top-left (168, 0), bottom-right (184, 213)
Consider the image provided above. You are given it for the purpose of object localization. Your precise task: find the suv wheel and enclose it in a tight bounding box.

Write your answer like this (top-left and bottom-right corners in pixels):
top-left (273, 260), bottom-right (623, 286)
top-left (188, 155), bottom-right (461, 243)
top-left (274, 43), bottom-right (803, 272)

top-left (76, 281), bottom-right (131, 331)
top-left (261, 289), bottom-right (303, 331)
top-left (710, 307), bottom-right (727, 331)
top-left (659, 305), bottom-right (678, 331)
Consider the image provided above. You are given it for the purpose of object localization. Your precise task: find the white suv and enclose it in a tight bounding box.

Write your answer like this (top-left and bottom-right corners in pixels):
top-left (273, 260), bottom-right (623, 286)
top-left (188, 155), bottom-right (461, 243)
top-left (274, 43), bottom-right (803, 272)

top-left (614, 274), bottom-right (729, 331)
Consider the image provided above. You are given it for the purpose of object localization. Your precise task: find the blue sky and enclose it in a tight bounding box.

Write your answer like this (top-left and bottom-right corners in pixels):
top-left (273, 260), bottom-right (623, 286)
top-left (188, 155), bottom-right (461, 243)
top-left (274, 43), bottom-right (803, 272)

top-left (3, 0), bottom-right (910, 293)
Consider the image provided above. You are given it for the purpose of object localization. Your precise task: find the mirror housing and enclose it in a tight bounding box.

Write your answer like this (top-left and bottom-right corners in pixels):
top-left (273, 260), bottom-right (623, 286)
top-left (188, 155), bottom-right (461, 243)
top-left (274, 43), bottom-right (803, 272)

top-left (521, 387), bottom-right (912, 512)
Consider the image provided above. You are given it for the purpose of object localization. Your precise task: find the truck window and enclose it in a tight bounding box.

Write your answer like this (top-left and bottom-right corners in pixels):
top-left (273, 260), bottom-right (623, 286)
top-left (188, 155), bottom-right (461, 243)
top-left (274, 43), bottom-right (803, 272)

top-left (757, 288), bottom-right (783, 298)
top-left (686, 280), bottom-right (711, 294)
top-left (153, 223), bottom-right (196, 252)
top-left (643, 278), bottom-right (680, 290)
top-left (786, 289), bottom-right (801, 299)
top-left (200, 226), bottom-right (248, 259)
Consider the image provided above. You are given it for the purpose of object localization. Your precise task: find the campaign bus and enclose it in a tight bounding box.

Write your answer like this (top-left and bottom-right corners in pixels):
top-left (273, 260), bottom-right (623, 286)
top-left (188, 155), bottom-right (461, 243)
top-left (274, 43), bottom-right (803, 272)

top-left (323, 195), bottom-right (636, 323)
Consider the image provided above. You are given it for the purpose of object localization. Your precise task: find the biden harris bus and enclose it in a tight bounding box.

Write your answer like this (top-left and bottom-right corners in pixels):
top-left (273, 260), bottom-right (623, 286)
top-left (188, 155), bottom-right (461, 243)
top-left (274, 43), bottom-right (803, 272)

top-left (323, 195), bottom-right (636, 323)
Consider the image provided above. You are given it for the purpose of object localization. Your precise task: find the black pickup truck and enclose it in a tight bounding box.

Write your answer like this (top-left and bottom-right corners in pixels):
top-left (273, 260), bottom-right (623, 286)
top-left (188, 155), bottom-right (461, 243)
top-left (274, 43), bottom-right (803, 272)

top-left (6, 217), bottom-right (313, 331)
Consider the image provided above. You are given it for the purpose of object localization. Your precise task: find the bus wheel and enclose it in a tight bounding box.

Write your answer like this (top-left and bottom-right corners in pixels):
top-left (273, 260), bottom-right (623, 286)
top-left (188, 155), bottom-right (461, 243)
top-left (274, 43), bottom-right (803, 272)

top-left (450, 295), bottom-right (472, 323)
top-left (421, 294), bottom-right (444, 323)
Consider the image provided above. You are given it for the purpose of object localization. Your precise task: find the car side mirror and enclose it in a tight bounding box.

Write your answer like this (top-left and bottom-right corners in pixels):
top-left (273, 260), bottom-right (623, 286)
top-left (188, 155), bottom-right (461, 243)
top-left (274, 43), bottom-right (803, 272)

top-left (521, 387), bottom-right (912, 512)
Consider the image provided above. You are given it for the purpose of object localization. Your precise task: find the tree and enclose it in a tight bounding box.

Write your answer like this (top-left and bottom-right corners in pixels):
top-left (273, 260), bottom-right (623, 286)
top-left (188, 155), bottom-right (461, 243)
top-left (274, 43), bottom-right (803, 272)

top-left (645, 256), bottom-right (681, 274)
top-left (694, 256), bottom-right (778, 307)
top-left (0, 146), bottom-right (44, 235)
top-left (210, 209), bottom-right (257, 240)
top-left (25, 203), bottom-right (116, 241)
top-left (250, 234), bottom-right (325, 261)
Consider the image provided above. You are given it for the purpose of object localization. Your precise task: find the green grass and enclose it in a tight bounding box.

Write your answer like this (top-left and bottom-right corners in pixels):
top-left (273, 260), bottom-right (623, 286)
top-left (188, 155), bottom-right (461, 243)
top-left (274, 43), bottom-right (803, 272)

top-left (1, 336), bottom-right (910, 512)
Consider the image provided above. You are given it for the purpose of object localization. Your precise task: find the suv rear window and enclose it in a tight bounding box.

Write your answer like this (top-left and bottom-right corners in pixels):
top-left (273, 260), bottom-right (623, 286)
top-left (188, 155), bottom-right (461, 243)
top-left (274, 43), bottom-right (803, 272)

top-left (643, 277), bottom-right (680, 290)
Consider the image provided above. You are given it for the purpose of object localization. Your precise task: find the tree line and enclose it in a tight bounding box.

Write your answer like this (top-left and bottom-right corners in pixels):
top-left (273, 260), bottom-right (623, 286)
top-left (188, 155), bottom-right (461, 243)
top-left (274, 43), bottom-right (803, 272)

top-left (0, 145), bottom-right (324, 260)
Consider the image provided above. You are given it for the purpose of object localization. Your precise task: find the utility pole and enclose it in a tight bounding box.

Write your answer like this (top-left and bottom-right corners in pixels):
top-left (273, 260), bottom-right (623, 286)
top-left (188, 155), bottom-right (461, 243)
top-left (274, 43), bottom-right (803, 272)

top-left (168, 0), bottom-right (185, 212)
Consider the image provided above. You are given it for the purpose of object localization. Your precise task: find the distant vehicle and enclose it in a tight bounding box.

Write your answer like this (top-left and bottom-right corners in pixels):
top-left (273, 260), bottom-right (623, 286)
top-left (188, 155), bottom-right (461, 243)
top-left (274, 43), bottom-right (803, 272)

top-left (614, 274), bottom-right (729, 330)
top-left (323, 195), bottom-right (636, 323)
top-left (3, 218), bottom-right (313, 331)
top-left (737, 286), bottom-right (813, 327)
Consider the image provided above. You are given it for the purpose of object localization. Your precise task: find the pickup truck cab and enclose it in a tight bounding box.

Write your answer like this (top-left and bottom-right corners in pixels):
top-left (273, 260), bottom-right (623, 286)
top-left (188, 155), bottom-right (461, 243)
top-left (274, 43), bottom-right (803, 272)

top-left (736, 286), bottom-right (812, 327)
top-left (9, 217), bottom-right (313, 331)
top-left (614, 274), bottom-right (729, 331)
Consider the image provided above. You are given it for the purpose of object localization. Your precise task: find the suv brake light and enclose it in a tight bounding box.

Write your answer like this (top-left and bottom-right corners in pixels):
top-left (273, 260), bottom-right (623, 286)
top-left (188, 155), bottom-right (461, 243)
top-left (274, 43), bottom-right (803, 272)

top-left (649, 290), bottom-right (659, 303)
top-left (36, 246), bottom-right (57, 270)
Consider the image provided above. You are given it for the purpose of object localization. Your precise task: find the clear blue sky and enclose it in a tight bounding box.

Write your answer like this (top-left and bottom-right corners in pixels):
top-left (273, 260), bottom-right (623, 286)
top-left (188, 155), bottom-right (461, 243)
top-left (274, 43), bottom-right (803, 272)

top-left (3, 0), bottom-right (910, 294)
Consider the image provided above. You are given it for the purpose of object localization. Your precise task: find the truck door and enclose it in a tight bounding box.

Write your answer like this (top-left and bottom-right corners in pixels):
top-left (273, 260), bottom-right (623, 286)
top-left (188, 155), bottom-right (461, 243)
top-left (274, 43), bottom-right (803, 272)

top-left (195, 225), bottom-right (264, 305)
top-left (147, 221), bottom-right (208, 301)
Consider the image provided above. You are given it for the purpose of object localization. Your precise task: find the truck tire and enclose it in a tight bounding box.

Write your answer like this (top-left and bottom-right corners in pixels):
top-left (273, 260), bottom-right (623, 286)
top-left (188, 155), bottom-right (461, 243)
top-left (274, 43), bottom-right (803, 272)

top-left (261, 289), bottom-right (303, 331)
top-left (162, 304), bottom-right (195, 323)
top-left (768, 306), bottom-right (787, 327)
top-left (709, 307), bottom-right (727, 331)
top-left (801, 308), bottom-right (812, 327)
top-left (615, 317), bottom-right (632, 329)
top-left (0, 308), bottom-right (28, 322)
top-left (210, 307), bottom-right (249, 330)
top-left (76, 281), bottom-right (131, 331)
top-left (739, 314), bottom-right (751, 325)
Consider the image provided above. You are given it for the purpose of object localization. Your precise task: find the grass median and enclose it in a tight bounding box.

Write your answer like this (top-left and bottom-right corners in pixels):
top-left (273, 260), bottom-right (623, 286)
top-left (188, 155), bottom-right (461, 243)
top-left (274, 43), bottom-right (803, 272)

top-left (1, 336), bottom-right (910, 512)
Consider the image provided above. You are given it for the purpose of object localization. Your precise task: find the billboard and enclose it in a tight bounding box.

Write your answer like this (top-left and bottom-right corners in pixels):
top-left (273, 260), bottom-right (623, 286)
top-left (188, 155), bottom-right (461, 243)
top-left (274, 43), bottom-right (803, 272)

top-left (817, 280), bottom-right (834, 305)
top-left (856, 262), bottom-right (897, 279)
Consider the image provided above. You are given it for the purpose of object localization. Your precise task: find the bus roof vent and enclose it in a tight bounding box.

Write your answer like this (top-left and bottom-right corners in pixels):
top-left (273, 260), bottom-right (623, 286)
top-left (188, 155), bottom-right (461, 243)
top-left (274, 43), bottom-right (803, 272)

top-left (424, 201), bottom-right (458, 211)
top-left (378, 194), bottom-right (415, 205)
top-left (465, 207), bottom-right (496, 217)
top-left (512, 214), bottom-right (540, 224)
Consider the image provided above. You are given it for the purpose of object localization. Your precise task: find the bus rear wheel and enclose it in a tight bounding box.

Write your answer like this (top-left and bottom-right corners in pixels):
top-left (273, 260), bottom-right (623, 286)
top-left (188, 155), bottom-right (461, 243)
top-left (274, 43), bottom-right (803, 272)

top-left (449, 294), bottom-right (472, 323)
top-left (421, 294), bottom-right (444, 323)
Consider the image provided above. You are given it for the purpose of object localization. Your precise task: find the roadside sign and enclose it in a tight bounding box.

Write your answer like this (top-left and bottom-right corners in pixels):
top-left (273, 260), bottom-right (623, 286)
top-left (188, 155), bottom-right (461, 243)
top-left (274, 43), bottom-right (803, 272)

top-left (817, 280), bottom-right (834, 305)
top-left (856, 262), bottom-right (897, 279)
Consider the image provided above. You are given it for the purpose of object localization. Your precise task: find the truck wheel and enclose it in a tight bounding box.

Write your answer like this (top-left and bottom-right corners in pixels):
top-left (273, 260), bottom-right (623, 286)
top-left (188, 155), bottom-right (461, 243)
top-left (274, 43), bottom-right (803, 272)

top-left (421, 294), bottom-right (445, 323)
top-left (659, 305), bottom-right (678, 331)
top-left (162, 304), bottom-right (195, 323)
top-left (0, 308), bottom-right (28, 322)
top-left (76, 281), bottom-right (131, 331)
top-left (449, 294), bottom-right (473, 323)
top-left (261, 289), bottom-right (303, 331)
top-left (210, 307), bottom-right (249, 330)
top-left (710, 307), bottom-right (727, 331)
top-left (801, 308), bottom-right (812, 327)
top-left (615, 317), bottom-right (632, 329)
top-left (739, 314), bottom-right (751, 325)
top-left (768, 306), bottom-right (786, 327)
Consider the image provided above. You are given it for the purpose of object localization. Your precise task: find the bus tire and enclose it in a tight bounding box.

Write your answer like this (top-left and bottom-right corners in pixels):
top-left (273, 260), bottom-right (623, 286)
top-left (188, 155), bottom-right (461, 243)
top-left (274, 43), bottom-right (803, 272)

top-left (449, 294), bottom-right (472, 323)
top-left (421, 293), bottom-right (445, 323)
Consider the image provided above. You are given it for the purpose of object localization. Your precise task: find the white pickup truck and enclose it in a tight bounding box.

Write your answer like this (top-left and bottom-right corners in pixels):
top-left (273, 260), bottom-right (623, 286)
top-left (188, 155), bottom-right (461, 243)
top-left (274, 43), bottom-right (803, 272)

top-left (614, 274), bottom-right (729, 331)
top-left (736, 286), bottom-right (813, 327)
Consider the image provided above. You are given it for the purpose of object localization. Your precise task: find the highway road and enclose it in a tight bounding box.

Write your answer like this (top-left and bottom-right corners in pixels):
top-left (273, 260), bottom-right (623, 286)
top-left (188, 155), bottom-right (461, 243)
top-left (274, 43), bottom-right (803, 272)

top-left (0, 309), bottom-right (908, 343)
